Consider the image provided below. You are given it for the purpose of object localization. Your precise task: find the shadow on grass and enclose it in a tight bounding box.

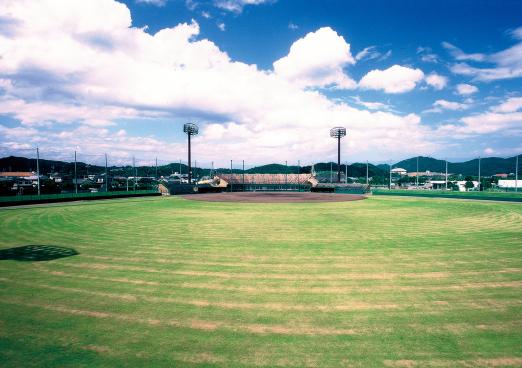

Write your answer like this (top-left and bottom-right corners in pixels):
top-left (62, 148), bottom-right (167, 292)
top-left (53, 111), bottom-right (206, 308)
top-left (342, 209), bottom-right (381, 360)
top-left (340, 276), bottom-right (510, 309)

top-left (0, 245), bottom-right (79, 261)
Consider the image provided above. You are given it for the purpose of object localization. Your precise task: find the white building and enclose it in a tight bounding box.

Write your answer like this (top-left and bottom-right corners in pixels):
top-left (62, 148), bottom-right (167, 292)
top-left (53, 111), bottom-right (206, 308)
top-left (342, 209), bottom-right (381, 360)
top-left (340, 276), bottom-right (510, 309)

top-left (390, 167), bottom-right (407, 175)
top-left (498, 180), bottom-right (520, 189)
top-left (456, 181), bottom-right (479, 192)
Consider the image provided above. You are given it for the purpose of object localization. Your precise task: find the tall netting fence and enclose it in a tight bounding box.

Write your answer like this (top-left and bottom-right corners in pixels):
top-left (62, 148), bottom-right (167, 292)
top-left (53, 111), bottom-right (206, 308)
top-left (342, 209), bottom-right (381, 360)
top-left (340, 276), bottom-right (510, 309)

top-left (0, 147), bottom-right (520, 197)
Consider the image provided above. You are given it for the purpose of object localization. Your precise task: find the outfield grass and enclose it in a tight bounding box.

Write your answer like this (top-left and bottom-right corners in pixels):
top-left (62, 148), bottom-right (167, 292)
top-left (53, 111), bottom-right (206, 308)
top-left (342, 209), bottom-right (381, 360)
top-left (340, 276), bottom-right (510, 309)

top-left (0, 196), bottom-right (521, 367)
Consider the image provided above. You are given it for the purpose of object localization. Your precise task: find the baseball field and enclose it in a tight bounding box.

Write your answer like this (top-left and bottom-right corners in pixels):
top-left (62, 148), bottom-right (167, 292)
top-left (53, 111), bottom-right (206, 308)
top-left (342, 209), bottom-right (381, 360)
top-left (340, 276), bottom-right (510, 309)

top-left (0, 195), bottom-right (521, 367)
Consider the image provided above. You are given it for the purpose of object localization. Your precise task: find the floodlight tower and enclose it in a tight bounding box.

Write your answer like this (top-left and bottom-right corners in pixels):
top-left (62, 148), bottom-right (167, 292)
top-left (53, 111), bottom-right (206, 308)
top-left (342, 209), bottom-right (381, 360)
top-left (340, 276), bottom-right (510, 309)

top-left (183, 123), bottom-right (199, 184)
top-left (330, 127), bottom-right (347, 183)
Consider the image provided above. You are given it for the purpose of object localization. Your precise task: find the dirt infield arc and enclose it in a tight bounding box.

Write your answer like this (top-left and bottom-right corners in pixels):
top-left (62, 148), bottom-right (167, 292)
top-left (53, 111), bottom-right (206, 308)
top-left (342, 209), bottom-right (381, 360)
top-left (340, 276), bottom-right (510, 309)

top-left (181, 191), bottom-right (366, 203)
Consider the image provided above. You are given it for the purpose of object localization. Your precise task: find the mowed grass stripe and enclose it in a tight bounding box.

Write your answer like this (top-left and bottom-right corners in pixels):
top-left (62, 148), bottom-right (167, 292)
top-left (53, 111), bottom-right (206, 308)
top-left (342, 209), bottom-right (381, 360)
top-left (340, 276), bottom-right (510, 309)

top-left (0, 196), bottom-right (521, 367)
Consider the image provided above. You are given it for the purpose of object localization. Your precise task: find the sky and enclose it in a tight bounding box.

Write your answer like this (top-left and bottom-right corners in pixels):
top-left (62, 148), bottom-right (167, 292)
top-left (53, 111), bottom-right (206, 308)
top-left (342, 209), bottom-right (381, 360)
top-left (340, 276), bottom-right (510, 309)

top-left (0, 0), bottom-right (521, 166)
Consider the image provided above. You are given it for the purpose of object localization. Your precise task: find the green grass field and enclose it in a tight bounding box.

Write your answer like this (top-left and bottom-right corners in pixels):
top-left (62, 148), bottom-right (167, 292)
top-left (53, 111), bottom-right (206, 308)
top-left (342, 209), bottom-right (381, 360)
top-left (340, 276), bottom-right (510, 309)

top-left (0, 196), bottom-right (521, 367)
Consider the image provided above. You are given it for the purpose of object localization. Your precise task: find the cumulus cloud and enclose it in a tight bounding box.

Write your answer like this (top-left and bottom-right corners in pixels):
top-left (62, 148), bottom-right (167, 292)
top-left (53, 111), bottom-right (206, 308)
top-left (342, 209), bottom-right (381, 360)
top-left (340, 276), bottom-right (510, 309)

top-left (273, 27), bottom-right (356, 89)
top-left (425, 73), bottom-right (447, 90)
top-left (456, 83), bottom-right (478, 95)
top-left (0, 0), bottom-right (437, 163)
top-left (359, 65), bottom-right (424, 93)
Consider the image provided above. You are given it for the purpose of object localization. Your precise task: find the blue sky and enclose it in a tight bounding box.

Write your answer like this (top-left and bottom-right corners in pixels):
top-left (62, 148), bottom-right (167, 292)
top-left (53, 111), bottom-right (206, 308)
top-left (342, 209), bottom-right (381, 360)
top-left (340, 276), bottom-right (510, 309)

top-left (0, 0), bottom-right (521, 166)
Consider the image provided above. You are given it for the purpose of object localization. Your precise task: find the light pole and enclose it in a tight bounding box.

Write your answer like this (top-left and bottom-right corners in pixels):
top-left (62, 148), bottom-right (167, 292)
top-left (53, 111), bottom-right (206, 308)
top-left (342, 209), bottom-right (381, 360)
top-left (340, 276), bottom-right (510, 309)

top-left (330, 127), bottom-right (347, 183)
top-left (183, 123), bottom-right (199, 184)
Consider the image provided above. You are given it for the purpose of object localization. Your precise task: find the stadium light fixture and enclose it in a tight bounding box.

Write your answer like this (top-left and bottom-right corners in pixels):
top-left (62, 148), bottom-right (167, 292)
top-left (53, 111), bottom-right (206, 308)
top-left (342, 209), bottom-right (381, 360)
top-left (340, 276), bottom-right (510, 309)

top-left (330, 127), bottom-right (347, 183)
top-left (183, 123), bottom-right (199, 184)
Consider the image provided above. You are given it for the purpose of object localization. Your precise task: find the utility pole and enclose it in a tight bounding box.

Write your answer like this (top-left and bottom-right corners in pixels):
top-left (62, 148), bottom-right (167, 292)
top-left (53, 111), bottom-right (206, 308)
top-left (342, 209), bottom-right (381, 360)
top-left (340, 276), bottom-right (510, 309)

top-left (445, 159), bottom-right (448, 191)
top-left (105, 153), bottom-right (108, 192)
top-left (74, 150), bottom-right (78, 194)
top-left (345, 162), bottom-right (348, 184)
top-left (179, 159), bottom-right (181, 175)
top-left (36, 146), bottom-right (40, 196)
top-left (211, 161), bottom-right (214, 177)
top-left (478, 156), bottom-right (481, 191)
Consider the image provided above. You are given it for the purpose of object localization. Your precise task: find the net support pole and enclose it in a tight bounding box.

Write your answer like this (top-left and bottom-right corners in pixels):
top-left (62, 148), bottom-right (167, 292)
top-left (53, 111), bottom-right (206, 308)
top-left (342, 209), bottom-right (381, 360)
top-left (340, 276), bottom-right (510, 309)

top-left (478, 156), bottom-right (481, 191)
top-left (366, 160), bottom-right (369, 185)
top-left (416, 156), bottom-right (419, 189)
top-left (515, 155), bottom-right (519, 192)
top-left (345, 162), bottom-right (348, 184)
top-left (230, 160), bottom-right (233, 192)
top-left (133, 156), bottom-right (136, 191)
top-left (74, 150), bottom-right (78, 194)
top-left (297, 160), bottom-right (300, 192)
top-left (389, 162), bottom-right (392, 190)
top-left (243, 160), bottom-right (245, 189)
top-left (445, 159), bottom-right (448, 190)
top-left (105, 153), bottom-right (108, 192)
top-left (155, 157), bottom-right (158, 179)
top-left (36, 146), bottom-right (40, 196)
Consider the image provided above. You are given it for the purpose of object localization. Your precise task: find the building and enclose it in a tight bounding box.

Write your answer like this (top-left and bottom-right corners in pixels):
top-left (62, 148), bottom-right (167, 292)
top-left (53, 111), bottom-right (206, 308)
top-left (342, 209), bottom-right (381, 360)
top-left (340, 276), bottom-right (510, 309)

top-left (498, 180), bottom-right (520, 189)
top-left (390, 167), bottom-right (407, 175)
top-left (455, 180), bottom-right (479, 192)
top-left (0, 171), bottom-right (34, 178)
top-left (494, 173), bottom-right (508, 178)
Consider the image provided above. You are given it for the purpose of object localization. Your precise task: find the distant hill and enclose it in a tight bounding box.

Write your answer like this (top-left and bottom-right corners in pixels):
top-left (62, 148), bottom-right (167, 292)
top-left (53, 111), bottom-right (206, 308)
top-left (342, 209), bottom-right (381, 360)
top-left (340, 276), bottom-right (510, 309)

top-left (0, 155), bottom-right (519, 178)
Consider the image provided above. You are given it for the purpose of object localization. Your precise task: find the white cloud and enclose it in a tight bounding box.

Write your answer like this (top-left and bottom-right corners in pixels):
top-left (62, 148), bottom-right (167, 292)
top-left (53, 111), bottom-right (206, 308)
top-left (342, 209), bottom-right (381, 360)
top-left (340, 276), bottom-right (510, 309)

top-left (456, 83), bottom-right (478, 95)
top-left (217, 22), bottom-right (225, 31)
top-left (425, 73), bottom-right (447, 90)
top-left (273, 27), bottom-right (356, 89)
top-left (417, 47), bottom-right (439, 63)
top-left (136, 0), bottom-right (167, 6)
top-left (355, 46), bottom-right (377, 61)
top-left (447, 36), bottom-right (522, 82)
top-left (484, 147), bottom-right (494, 155)
top-left (213, 0), bottom-right (272, 13)
top-left (359, 65), bottom-right (424, 93)
top-left (490, 97), bottom-right (522, 113)
top-left (0, 0), bottom-right (436, 163)
top-left (288, 22), bottom-right (298, 30)
top-left (201, 11), bottom-right (211, 18)
top-left (442, 41), bottom-right (486, 62)
top-left (438, 97), bottom-right (522, 135)
top-left (352, 96), bottom-right (392, 111)
top-left (510, 26), bottom-right (522, 40)
top-left (434, 99), bottom-right (469, 111)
